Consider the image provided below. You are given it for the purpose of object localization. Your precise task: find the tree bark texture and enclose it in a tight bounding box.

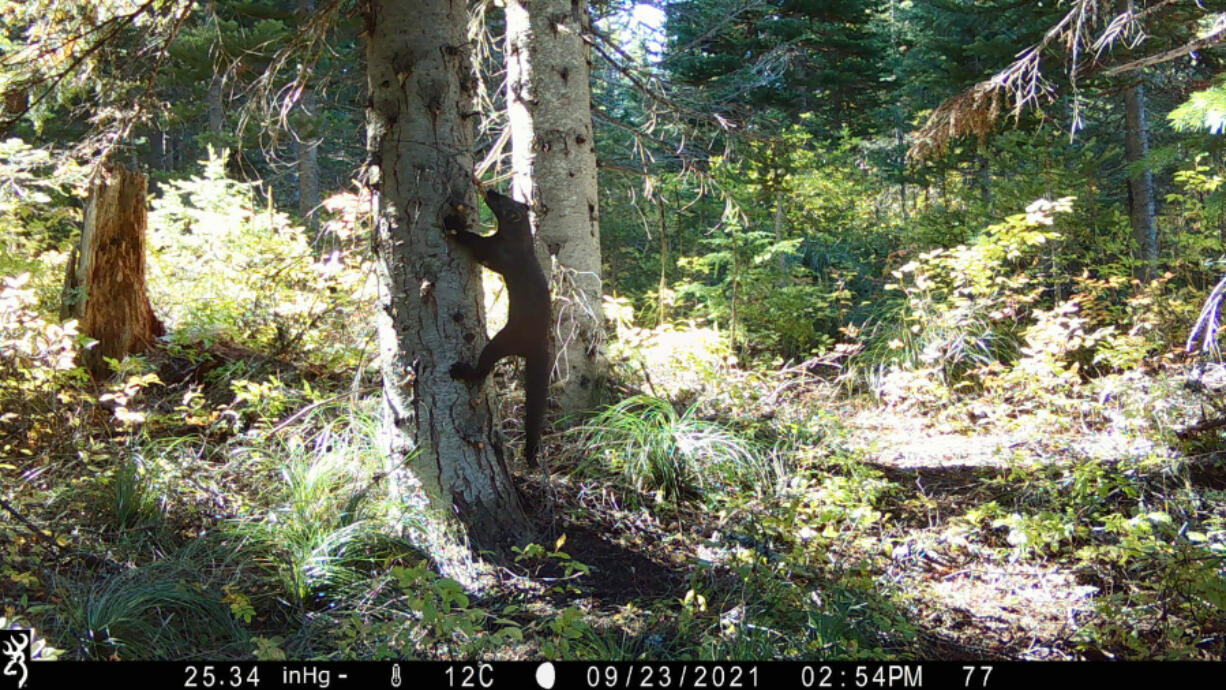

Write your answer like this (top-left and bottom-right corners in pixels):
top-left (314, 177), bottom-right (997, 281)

top-left (63, 164), bottom-right (163, 377)
top-left (655, 189), bottom-right (669, 326)
top-left (205, 0), bottom-right (224, 141)
top-left (4, 88), bottom-right (27, 115)
top-left (296, 133), bottom-right (320, 235)
top-left (506, 0), bottom-right (608, 415)
top-left (364, 0), bottom-right (533, 551)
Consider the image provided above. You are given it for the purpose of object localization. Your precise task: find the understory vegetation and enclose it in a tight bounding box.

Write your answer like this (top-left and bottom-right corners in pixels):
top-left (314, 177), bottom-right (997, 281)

top-left (3, 135), bottom-right (1224, 661)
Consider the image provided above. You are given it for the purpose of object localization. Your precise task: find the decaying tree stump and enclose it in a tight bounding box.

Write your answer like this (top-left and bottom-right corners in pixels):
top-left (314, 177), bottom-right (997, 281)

top-left (62, 163), bottom-right (164, 377)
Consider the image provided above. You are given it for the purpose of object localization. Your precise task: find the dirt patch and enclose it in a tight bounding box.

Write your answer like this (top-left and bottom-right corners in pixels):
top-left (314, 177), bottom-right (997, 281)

top-left (910, 562), bottom-right (1097, 659)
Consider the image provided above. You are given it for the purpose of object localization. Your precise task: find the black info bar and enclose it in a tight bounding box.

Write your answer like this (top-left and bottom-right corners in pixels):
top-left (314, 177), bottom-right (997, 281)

top-left (5, 660), bottom-right (1205, 690)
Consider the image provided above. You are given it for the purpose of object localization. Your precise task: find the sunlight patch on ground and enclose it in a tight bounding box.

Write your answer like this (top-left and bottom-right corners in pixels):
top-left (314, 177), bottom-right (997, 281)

top-left (847, 409), bottom-right (1035, 470)
top-left (846, 390), bottom-right (1185, 472)
top-left (920, 563), bottom-right (1097, 659)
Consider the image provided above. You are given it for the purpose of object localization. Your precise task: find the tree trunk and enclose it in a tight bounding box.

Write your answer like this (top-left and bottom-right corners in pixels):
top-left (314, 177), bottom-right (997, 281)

top-left (62, 164), bottom-right (163, 378)
top-left (773, 186), bottom-right (787, 282)
top-left (1116, 0), bottom-right (1157, 280)
top-left (896, 125), bottom-right (909, 221)
top-left (1123, 78), bottom-right (1158, 280)
top-left (506, 0), bottom-right (607, 416)
top-left (296, 0), bottom-right (321, 238)
top-left (295, 91), bottom-right (321, 238)
top-left (206, 0), bottom-right (224, 142)
top-left (975, 143), bottom-right (993, 213)
top-left (655, 188), bottom-right (668, 326)
top-left (207, 78), bottom-right (224, 141)
top-left (168, 128), bottom-right (181, 170)
top-left (364, 0), bottom-right (533, 553)
top-left (142, 125), bottom-right (167, 171)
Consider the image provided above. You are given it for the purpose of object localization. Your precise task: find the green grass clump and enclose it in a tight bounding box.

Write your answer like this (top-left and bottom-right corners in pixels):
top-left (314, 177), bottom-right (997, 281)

top-left (576, 394), bottom-right (773, 503)
top-left (54, 552), bottom-right (247, 660)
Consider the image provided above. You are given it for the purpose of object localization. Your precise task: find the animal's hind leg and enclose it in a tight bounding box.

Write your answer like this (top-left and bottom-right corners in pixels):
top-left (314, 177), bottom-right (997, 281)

top-left (450, 327), bottom-right (517, 384)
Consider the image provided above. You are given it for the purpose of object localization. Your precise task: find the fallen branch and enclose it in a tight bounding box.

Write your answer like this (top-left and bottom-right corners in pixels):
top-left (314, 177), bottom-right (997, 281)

top-left (0, 496), bottom-right (120, 569)
top-left (268, 385), bottom-right (379, 436)
top-left (1186, 272), bottom-right (1226, 358)
top-left (1176, 415), bottom-right (1226, 440)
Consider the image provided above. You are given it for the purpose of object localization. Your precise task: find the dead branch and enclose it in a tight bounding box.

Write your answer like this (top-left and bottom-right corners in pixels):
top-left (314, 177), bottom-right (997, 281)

top-left (1186, 272), bottom-right (1226, 358)
top-left (1105, 14), bottom-right (1226, 75)
top-left (0, 0), bottom-right (194, 168)
top-left (1176, 414), bottom-right (1226, 439)
top-left (909, 0), bottom-right (1201, 163)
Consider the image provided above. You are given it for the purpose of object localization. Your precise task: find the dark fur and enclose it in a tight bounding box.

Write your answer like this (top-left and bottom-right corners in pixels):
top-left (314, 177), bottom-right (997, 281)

top-left (447, 190), bottom-right (551, 467)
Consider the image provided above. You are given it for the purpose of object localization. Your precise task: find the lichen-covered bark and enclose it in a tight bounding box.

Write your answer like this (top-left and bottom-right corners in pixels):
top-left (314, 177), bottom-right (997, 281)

top-left (65, 164), bottom-right (163, 378)
top-left (506, 0), bottom-right (608, 415)
top-left (364, 0), bottom-right (532, 551)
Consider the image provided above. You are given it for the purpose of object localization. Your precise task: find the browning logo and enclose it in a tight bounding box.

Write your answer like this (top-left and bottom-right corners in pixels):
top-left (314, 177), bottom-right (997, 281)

top-left (0, 631), bottom-right (28, 690)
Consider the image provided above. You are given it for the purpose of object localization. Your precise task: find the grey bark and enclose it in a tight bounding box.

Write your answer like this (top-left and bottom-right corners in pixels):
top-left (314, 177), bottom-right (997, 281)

top-left (364, 0), bottom-right (532, 552)
top-left (206, 1), bottom-right (224, 141)
top-left (144, 126), bottom-right (168, 171)
top-left (506, 0), bottom-right (608, 415)
top-left (896, 127), bottom-right (908, 221)
top-left (975, 143), bottom-right (993, 213)
top-left (296, 90), bottom-right (321, 237)
top-left (655, 189), bottom-right (668, 326)
top-left (296, 133), bottom-right (320, 235)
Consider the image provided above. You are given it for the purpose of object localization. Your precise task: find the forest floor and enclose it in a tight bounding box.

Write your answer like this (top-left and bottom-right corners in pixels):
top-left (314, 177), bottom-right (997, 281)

top-left (4, 343), bottom-right (1224, 660)
top-left (524, 364), bottom-right (1225, 660)
top-left (533, 417), bottom-right (1103, 660)
top-left (845, 410), bottom-right (1110, 660)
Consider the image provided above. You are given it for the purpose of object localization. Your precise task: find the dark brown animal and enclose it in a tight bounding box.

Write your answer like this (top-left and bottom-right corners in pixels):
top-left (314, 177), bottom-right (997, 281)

top-left (446, 189), bottom-right (551, 467)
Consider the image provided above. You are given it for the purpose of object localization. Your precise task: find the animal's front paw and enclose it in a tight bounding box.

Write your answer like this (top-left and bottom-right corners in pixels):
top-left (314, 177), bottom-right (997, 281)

top-left (449, 361), bottom-right (474, 380)
top-left (443, 214), bottom-right (466, 235)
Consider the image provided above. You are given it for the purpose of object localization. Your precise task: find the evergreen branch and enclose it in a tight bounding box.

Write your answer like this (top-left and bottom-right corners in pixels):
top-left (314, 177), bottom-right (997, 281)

top-left (656, 0), bottom-right (769, 67)
top-left (0, 0), bottom-right (165, 138)
top-left (584, 27), bottom-right (737, 133)
top-left (909, 0), bottom-right (1196, 163)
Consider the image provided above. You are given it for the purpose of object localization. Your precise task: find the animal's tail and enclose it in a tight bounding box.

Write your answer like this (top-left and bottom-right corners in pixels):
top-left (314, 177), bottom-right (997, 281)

top-left (524, 350), bottom-right (550, 473)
